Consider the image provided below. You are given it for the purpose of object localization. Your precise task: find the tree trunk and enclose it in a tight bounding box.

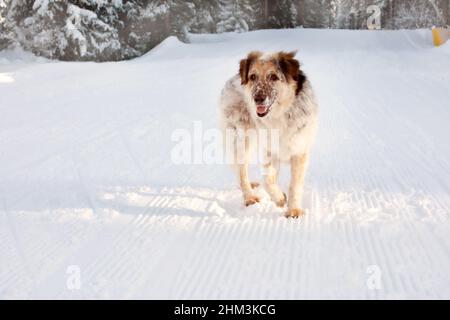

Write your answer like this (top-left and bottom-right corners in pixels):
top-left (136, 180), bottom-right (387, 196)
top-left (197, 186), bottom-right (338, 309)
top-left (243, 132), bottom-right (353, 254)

top-left (165, 10), bottom-right (171, 35)
top-left (443, 0), bottom-right (449, 26)
top-left (389, 0), bottom-right (396, 29)
top-left (263, 0), bottom-right (269, 19)
top-left (297, 0), bottom-right (305, 27)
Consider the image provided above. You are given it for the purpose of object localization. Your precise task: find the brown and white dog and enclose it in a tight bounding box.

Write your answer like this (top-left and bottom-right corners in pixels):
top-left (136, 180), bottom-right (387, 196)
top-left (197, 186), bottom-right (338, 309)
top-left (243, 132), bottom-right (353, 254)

top-left (219, 51), bottom-right (318, 218)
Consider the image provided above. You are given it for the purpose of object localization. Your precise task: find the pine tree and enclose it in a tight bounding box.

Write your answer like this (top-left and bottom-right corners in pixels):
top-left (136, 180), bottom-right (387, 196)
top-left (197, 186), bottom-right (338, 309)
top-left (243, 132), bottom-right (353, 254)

top-left (304, 0), bottom-right (331, 28)
top-left (64, 1), bottom-right (121, 60)
top-left (19, 0), bottom-right (69, 59)
top-left (189, 0), bottom-right (220, 34)
top-left (265, 0), bottom-right (298, 29)
top-left (216, 0), bottom-right (258, 33)
top-left (167, 0), bottom-right (196, 42)
top-left (124, 1), bottom-right (170, 58)
top-left (1, 0), bottom-right (450, 61)
top-left (393, 0), bottom-right (447, 29)
top-left (0, 0), bottom-right (11, 49)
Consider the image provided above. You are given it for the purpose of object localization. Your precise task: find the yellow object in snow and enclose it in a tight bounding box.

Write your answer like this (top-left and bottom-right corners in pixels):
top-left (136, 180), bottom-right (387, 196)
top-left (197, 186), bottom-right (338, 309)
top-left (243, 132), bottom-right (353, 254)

top-left (432, 27), bottom-right (450, 46)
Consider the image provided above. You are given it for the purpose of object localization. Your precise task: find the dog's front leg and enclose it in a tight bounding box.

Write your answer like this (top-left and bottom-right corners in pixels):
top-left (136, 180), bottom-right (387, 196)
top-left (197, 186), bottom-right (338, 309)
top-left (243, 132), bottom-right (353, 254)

top-left (286, 153), bottom-right (309, 218)
top-left (263, 156), bottom-right (286, 207)
top-left (236, 134), bottom-right (260, 206)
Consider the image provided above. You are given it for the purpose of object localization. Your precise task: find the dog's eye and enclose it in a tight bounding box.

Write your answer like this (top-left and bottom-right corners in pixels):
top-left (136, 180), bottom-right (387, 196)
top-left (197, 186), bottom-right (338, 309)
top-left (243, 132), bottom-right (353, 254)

top-left (270, 74), bottom-right (279, 81)
top-left (249, 74), bottom-right (257, 81)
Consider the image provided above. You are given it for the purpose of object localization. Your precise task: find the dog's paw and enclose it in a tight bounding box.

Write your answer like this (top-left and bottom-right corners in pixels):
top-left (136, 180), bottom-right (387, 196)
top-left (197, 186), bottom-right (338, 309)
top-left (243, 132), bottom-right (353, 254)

top-left (244, 194), bottom-right (261, 206)
top-left (285, 208), bottom-right (305, 219)
top-left (275, 192), bottom-right (287, 208)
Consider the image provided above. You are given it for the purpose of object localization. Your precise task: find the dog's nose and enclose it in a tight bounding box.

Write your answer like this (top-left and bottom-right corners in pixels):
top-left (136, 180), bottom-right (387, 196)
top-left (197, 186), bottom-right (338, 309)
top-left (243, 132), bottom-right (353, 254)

top-left (254, 95), bottom-right (265, 105)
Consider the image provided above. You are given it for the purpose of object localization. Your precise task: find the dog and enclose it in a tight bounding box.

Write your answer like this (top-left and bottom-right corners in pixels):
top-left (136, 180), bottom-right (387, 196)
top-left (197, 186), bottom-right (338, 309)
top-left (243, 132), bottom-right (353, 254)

top-left (219, 51), bottom-right (318, 218)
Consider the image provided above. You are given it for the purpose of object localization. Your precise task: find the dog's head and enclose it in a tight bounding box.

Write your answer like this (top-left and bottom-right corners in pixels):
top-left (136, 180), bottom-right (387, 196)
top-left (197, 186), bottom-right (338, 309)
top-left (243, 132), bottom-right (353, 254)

top-left (239, 51), bottom-right (306, 118)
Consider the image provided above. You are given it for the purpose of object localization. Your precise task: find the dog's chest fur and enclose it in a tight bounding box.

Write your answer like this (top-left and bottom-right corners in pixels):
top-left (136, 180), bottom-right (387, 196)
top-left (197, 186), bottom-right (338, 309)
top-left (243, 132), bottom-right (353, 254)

top-left (220, 74), bottom-right (318, 163)
top-left (252, 87), bottom-right (317, 161)
top-left (254, 109), bottom-right (306, 161)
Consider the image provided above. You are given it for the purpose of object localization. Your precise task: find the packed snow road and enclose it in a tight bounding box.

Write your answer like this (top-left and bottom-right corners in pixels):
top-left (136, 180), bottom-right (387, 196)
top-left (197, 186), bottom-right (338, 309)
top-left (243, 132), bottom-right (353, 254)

top-left (0, 29), bottom-right (449, 299)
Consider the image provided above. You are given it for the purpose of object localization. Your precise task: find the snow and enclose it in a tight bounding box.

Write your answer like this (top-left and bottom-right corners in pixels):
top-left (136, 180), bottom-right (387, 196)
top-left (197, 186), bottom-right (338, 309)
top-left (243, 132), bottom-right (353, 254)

top-left (0, 45), bottom-right (48, 65)
top-left (438, 41), bottom-right (450, 52)
top-left (1, 28), bottom-right (450, 299)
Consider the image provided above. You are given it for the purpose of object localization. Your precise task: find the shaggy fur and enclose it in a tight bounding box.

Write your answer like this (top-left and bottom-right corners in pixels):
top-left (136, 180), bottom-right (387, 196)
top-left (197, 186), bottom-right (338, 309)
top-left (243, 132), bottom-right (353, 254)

top-left (219, 51), bottom-right (318, 218)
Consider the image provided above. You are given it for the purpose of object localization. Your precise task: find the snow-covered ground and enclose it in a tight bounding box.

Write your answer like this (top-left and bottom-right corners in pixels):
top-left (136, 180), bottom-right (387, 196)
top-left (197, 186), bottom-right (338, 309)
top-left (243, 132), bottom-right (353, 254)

top-left (1, 29), bottom-right (449, 299)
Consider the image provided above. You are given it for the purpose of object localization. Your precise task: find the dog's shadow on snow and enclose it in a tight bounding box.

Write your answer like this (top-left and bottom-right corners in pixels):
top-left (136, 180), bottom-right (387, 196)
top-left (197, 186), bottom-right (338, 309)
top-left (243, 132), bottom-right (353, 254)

top-left (95, 185), bottom-right (285, 219)
top-left (2, 182), bottom-right (303, 220)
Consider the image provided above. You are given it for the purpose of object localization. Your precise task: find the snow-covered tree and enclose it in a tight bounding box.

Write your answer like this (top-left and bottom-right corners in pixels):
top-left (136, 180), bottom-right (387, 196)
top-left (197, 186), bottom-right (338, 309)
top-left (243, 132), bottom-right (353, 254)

top-left (393, 0), bottom-right (447, 29)
top-left (303, 0), bottom-right (331, 28)
top-left (166, 0), bottom-right (196, 42)
top-left (1, 0), bottom-right (449, 61)
top-left (189, 0), bottom-right (220, 34)
top-left (64, 1), bottom-right (121, 60)
top-left (0, 0), bottom-right (6, 27)
top-left (263, 0), bottom-right (298, 29)
top-left (0, 0), bottom-right (11, 49)
top-left (217, 0), bottom-right (258, 33)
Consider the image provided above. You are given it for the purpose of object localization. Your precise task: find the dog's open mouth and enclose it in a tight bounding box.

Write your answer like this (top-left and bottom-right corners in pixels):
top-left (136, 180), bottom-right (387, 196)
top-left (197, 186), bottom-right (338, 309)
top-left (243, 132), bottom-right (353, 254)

top-left (256, 105), bottom-right (271, 117)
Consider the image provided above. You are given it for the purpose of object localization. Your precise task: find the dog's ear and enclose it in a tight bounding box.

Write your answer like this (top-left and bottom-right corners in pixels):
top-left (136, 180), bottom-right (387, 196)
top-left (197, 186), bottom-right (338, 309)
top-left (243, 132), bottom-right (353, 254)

top-left (278, 51), bottom-right (306, 95)
top-left (239, 51), bottom-right (261, 85)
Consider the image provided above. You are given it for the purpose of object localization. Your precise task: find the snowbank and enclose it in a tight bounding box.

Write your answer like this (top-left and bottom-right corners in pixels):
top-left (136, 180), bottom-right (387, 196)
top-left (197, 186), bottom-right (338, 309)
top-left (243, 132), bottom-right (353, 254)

top-left (0, 46), bottom-right (48, 66)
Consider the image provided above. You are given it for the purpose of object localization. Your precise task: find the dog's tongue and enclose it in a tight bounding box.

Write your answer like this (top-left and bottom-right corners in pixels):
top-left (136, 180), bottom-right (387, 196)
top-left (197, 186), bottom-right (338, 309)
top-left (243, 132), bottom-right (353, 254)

top-left (256, 105), bottom-right (268, 115)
